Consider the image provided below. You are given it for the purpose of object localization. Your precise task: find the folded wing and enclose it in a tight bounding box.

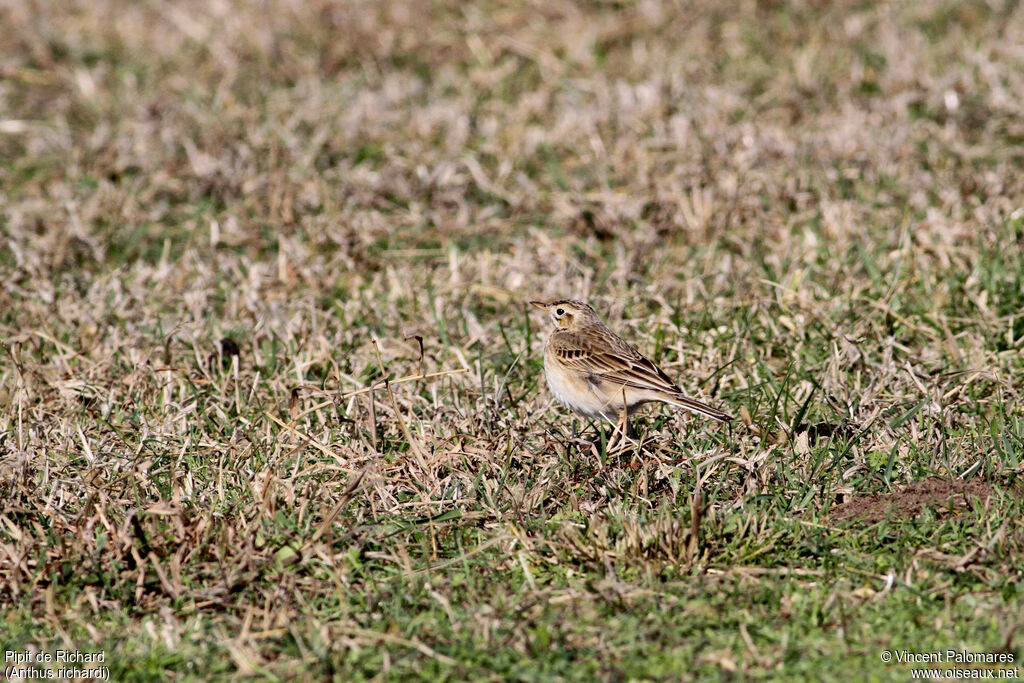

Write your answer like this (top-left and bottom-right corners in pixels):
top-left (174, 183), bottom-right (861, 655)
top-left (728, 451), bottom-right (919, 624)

top-left (551, 329), bottom-right (732, 422)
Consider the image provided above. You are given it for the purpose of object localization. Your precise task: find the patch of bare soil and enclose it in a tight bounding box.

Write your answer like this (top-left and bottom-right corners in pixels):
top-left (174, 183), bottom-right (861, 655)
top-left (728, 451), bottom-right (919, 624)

top-left (831, 478), bottom-right (995, 524)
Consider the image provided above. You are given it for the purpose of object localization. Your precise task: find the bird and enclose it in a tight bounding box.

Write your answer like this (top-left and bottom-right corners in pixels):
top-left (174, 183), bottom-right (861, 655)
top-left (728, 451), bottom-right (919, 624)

top-left (529, 299), bottom-right (731, 440)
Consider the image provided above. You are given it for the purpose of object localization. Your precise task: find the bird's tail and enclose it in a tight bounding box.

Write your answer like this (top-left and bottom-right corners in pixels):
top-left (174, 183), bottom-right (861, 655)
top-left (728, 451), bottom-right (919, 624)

top-left (666, 395), bottom-right (733, 423)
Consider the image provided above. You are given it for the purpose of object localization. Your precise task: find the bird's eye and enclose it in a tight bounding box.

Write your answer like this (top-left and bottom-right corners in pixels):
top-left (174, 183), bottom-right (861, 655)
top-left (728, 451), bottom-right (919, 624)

top-left (556, 308), bottom-right (564, 316)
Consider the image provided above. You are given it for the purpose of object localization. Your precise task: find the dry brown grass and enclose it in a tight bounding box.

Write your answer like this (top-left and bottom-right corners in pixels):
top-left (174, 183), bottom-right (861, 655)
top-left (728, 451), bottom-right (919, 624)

top-left (2, 0), bottom-right (1024, 679)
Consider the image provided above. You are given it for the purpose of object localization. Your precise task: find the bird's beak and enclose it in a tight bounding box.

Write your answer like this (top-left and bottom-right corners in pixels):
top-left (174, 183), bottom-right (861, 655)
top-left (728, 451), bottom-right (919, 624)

top-left (528, 301), bottom-right (549, 312)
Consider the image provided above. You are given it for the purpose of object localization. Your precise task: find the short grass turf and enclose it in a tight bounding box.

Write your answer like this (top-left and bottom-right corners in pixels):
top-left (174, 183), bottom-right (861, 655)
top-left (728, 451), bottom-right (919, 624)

top-left (2, 0), bottom-right (1024, 680)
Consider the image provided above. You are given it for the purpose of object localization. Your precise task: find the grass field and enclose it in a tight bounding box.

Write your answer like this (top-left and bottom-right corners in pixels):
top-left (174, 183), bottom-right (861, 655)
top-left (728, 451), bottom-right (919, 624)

top-left (3, 0), bottom-right (1024, 680)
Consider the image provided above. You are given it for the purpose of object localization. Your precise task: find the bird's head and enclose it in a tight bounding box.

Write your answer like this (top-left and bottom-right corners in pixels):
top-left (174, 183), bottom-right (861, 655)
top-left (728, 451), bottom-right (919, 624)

top-left (528, 299), bottom-right (600, 330)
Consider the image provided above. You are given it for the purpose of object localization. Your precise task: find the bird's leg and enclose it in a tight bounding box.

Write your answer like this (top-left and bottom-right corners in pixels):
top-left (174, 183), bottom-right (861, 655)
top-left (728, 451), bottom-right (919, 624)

top-left (622, 410), bottom-right (642, 463)
top-left (604, 391), bottom-right (630, 455)
top-left (618, 388), bottom-right (636, 446)
top-left (623, 413), bottom-right (636, 439)
top-left (605, 413), bottom-right (622, 452)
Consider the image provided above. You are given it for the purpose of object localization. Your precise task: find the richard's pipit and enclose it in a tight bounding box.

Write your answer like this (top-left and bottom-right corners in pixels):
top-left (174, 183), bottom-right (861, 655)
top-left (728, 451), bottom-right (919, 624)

top-left (530, 299), bottom-right (731, 438)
